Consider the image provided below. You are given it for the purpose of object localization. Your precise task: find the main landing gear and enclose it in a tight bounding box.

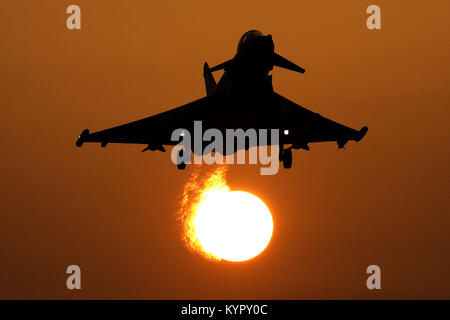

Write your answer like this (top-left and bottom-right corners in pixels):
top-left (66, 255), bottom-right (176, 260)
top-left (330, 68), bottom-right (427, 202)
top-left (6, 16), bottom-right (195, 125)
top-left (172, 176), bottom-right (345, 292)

top-left (279, 146), bottom-right (293, 169)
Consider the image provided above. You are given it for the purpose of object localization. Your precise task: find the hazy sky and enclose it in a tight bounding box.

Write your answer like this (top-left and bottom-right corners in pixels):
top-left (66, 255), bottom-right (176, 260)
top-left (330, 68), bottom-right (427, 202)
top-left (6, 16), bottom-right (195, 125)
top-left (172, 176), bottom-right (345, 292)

top-left (0, 0), bottom-right (449, 299)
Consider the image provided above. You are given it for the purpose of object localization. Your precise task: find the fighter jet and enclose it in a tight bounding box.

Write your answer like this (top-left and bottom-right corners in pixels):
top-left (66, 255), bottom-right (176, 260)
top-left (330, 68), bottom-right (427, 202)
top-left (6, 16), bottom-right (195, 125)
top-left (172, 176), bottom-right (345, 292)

top-left (76, 30), bottom-right (368, 169)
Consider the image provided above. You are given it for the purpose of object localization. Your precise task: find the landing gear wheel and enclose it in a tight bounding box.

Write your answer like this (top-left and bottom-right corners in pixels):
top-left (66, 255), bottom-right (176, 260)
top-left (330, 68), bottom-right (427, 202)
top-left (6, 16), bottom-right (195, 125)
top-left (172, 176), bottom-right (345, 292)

top-left (283, 148), bottom-right (292, 169)
top-left (177, 162), bottom-right (186, 170)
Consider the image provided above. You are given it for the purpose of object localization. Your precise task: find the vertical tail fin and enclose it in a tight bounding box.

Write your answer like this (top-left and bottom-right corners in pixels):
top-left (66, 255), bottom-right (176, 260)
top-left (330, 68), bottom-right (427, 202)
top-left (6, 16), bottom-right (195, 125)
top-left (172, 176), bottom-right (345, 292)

top-left (203, 62), bottom-right (216, 96)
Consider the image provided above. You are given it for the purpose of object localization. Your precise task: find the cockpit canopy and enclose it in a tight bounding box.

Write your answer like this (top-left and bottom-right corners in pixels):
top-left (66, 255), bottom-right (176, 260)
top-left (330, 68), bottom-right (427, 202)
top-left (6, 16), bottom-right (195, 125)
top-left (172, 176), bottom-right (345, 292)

top-left (237, 30), bottom-right (265, 52)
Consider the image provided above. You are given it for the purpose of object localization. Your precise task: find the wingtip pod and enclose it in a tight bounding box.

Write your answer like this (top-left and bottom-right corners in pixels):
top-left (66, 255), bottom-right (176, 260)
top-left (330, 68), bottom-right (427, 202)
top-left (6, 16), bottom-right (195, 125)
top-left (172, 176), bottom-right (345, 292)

top-left (76, 129), bottom-right (90, 147)
top-left (355, 126), bottom-right (368, 142)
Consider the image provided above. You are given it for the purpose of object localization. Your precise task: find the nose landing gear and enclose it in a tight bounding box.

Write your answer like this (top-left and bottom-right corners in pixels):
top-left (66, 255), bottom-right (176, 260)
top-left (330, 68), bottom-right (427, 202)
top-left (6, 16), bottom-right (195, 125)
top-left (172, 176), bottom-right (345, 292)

top-left (177, 149), bottom-right (186, 170)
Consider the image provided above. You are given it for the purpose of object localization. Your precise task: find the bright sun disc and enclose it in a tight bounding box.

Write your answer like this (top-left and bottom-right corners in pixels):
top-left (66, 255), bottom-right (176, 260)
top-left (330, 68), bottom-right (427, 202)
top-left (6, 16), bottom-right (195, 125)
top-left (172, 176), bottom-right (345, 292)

top-left (194, 190), bottom-right (273, 262)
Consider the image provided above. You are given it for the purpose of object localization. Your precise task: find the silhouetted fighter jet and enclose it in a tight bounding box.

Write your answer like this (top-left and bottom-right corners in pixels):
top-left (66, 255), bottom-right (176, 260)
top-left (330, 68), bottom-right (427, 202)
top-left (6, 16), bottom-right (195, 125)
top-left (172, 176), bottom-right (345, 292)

top-left (76, 30), bottom-right (368, 169)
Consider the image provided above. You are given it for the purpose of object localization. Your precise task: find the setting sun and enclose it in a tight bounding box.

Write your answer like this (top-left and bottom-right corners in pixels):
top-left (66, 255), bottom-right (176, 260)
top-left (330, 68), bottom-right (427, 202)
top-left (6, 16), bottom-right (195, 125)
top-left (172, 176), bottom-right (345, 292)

top-left (194, 189), bottom-right (273, 262)
top-left (177, 166), bottom-right (273, 262)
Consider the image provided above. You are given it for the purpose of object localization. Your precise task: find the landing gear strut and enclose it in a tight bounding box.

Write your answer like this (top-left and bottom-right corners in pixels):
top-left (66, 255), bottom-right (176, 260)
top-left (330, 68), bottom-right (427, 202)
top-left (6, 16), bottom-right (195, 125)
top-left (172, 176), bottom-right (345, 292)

top-left (177, 149), bottom-right (186, 170)
top-left (283, 148), bottom-right (292, 169)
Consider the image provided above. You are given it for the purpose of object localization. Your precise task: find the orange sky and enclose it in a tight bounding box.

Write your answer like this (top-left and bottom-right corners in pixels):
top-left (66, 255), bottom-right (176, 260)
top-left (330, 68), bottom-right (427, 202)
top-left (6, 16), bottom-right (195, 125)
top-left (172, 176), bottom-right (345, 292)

top-left (0, 0), bottom-right (449, 299)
